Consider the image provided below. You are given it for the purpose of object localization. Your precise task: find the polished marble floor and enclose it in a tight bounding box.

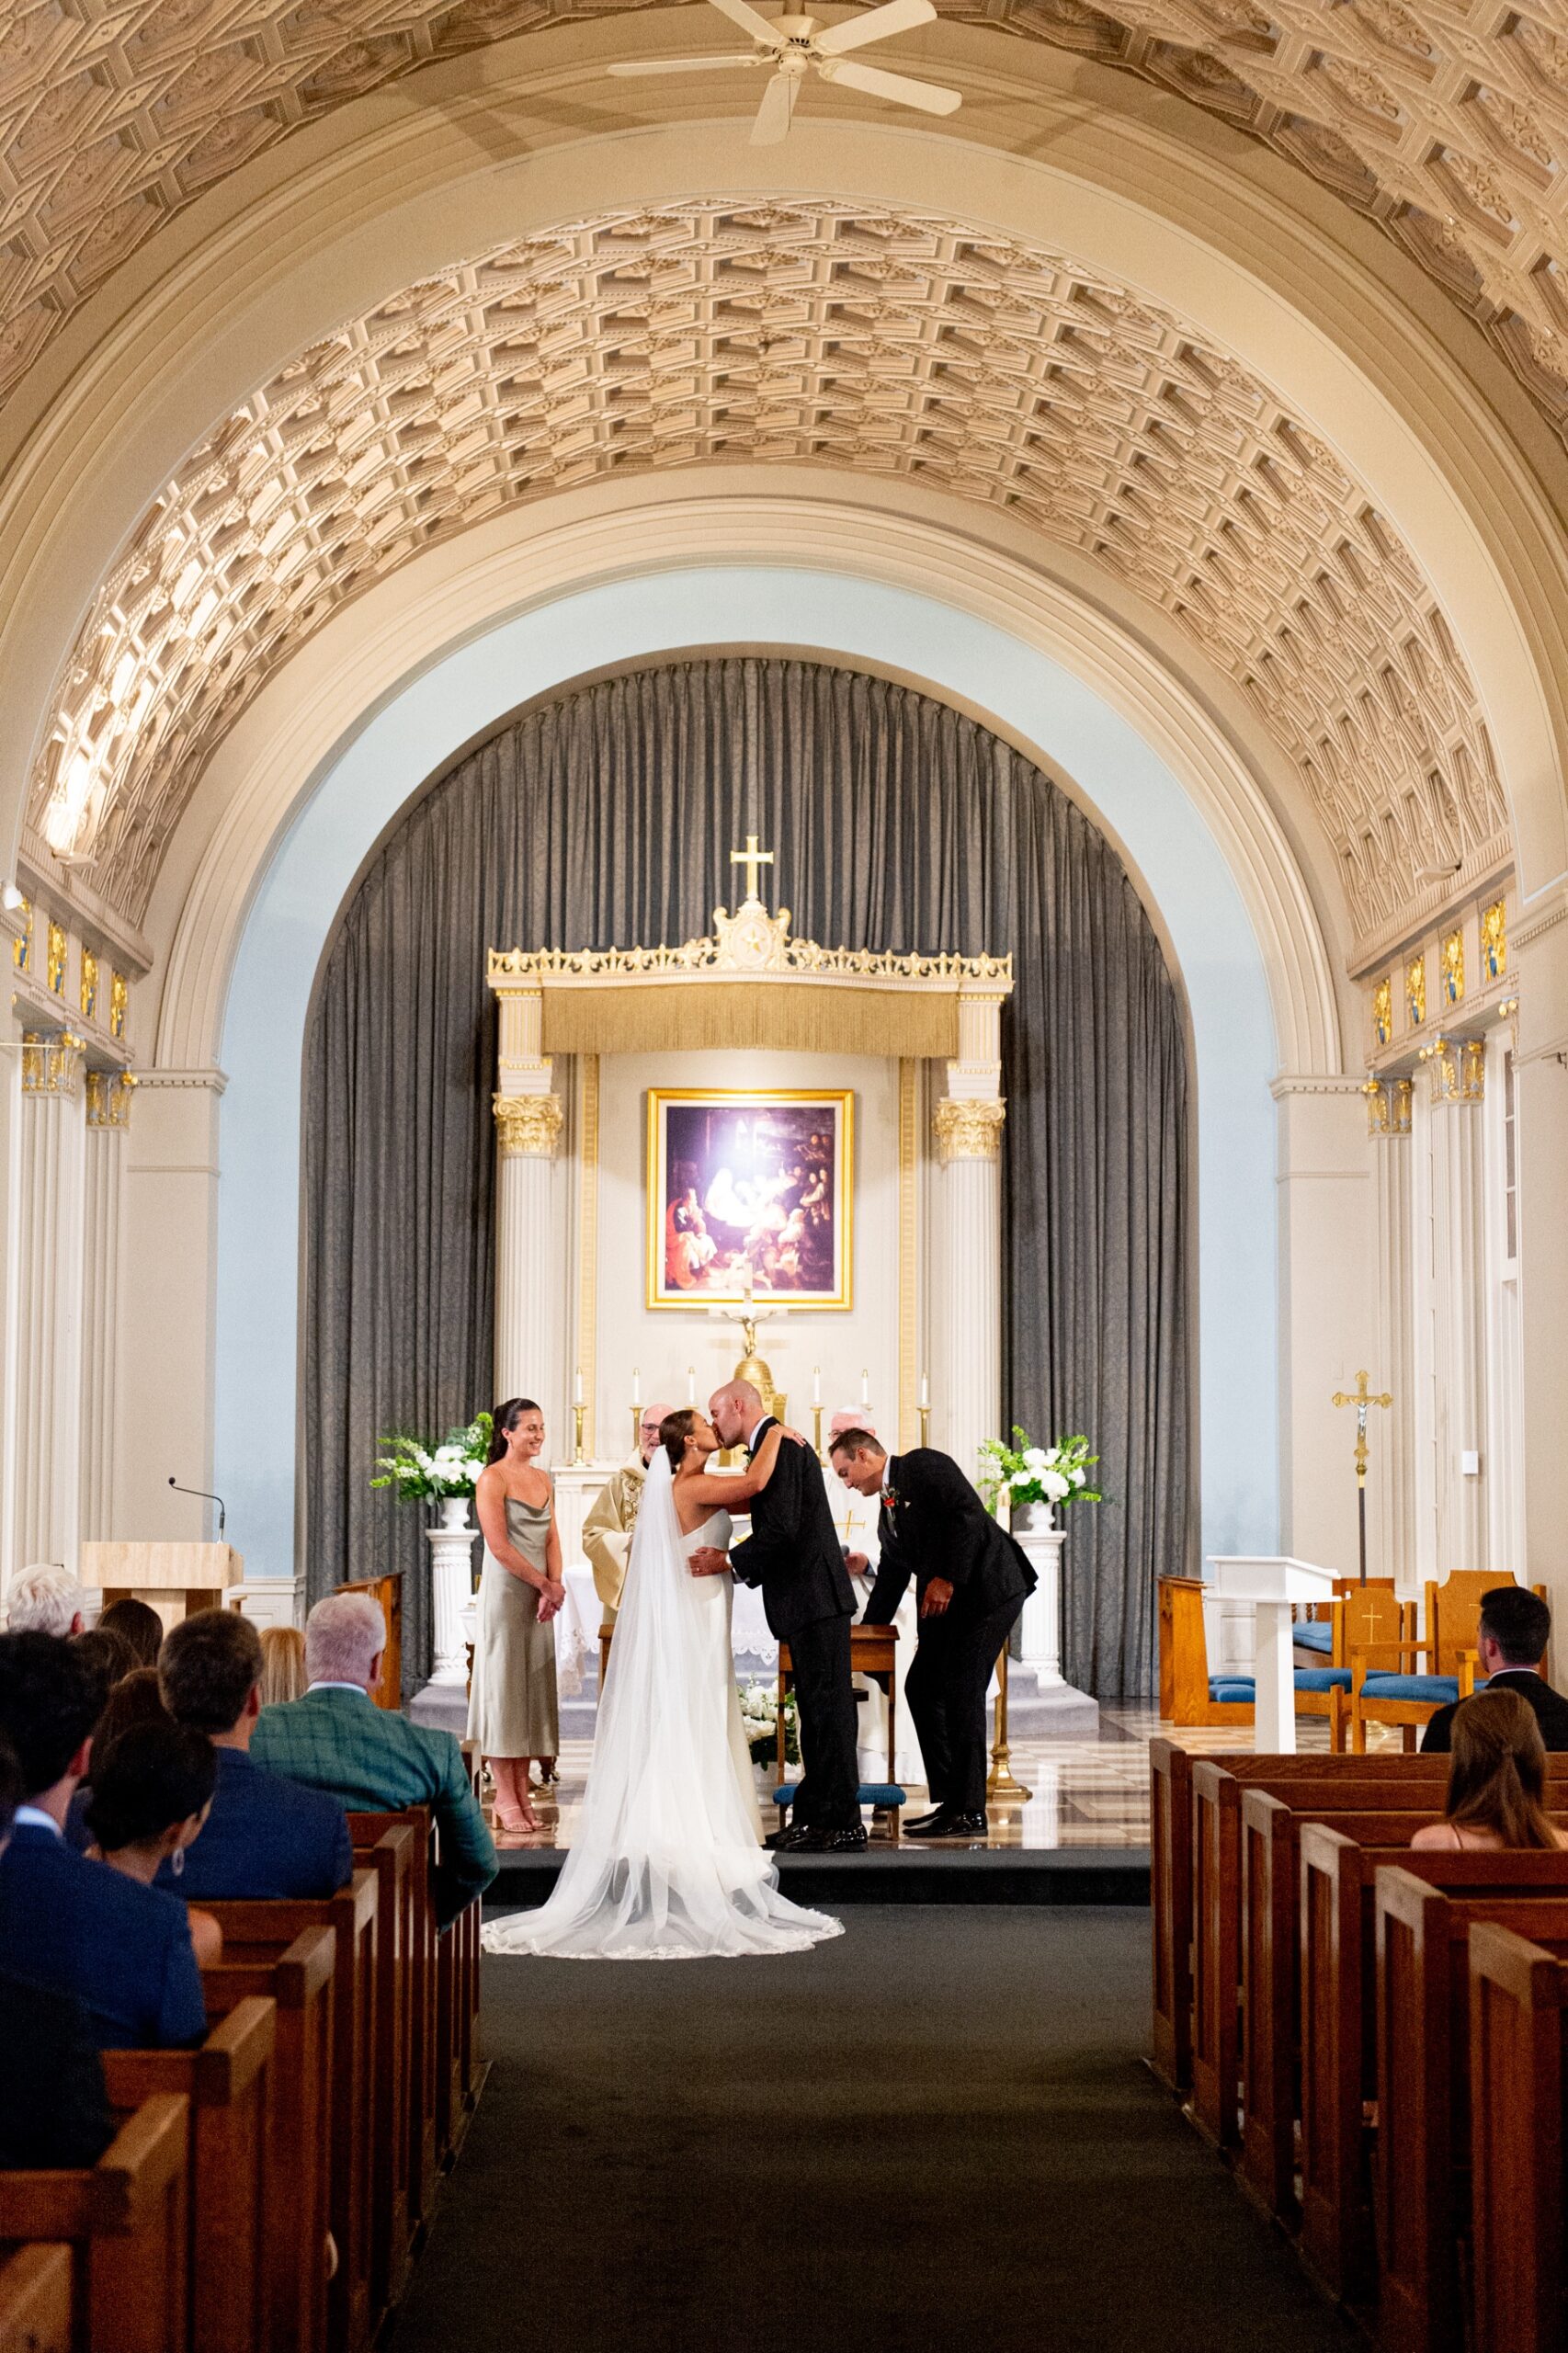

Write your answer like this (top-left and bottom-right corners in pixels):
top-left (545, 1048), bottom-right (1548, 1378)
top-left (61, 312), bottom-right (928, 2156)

top-left (480, 1703), bottom-right (1404, 1855)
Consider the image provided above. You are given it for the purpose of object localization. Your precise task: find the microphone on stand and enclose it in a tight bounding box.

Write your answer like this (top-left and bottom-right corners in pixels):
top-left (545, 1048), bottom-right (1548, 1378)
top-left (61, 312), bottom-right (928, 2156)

top-left (168, 1477), bottom-right (227, 1540)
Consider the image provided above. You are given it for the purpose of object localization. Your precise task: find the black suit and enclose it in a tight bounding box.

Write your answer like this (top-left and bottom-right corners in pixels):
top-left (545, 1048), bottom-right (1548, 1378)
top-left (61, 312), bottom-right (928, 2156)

top-left (729, 1418), bottom-right (858, 1828)
top-left (864, 1448), bottom-right (1037, 1814)
top-left (1421, 1667), bottom-right (1568, 1754)
top-left (0, 1970), bottom-right (114, 2168)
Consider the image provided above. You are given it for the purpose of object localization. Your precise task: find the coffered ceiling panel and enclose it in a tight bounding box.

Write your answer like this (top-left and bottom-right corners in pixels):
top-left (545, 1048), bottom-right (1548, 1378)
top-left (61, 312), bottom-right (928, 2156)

top-left (29, 199), bottom-right (1507, 961)
top-left (1, 2), bottom-right (1566, 445)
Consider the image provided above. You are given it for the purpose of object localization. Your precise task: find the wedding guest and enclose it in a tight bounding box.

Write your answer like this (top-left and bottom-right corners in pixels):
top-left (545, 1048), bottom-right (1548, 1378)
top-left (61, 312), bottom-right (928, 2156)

top-left (583, 1402), bottom-right (673, 1626)
top-left (259, 1623), bottom-right (307, 1707)
top-left (96, 1597), bottom-right (165, 1669)
top-left (832, 1428), bottom-right (1035, 1842)
top-left (1421, 1586), bottom-right (1568, 1752)
top-left (1412, 1688), bottom-right (1568, 1851)
top-left (72, 1622), bottom-right (137, 1690)
top-left (468, 1399), bottom-right (564, 1835)
top-left (85, 1722), bottom-right (224, 1966)
top-left (0, 1633), bottom-right (206, 2048)
top-left (4, 1563), bottom-right (86, 1635)
top-left (158, 1608), bottom-right (351, 1900)
top-left (63, 1665), bottom-right (170, 1852)
top-left (0, 1730), bottom-right (115, 2170)
top-left (255, 1591), bottom-right (496, 1927)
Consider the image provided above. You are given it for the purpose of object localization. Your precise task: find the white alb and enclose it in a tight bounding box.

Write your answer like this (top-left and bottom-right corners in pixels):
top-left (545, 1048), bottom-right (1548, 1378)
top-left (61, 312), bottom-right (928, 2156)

top-left (481, 1453), bottom-right (843, 1961)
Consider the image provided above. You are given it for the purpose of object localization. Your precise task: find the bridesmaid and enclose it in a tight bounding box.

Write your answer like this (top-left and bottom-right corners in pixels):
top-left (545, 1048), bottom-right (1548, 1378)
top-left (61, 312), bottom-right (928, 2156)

top-left (469, 1397), bottom-right (565, 1834)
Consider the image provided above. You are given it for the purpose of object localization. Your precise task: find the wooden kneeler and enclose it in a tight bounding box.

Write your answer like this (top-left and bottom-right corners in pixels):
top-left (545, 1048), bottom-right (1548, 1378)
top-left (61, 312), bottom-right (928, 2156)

top-left (0, 2093), bottom-right (190, 2353)
top-left (100, 1998), bottom-right (276, 2353)
top-left (203, 1927), bottom-right (335, 2353)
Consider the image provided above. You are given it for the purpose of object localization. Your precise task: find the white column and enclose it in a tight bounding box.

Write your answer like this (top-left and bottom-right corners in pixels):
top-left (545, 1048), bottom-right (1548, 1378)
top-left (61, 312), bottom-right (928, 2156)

top-left (1512, 892), bottom-right (1568, 1629)
top-left (1369, 1078), bottom-right (1416, 1586)
top-left (0, 975), bottom-right (22, 1603)
top-left (1428, 1039), bottom-right (1489, 1572)
top-left (80, 1071), bottom-right (133, 1540)
top-left (931, 984), bottom-right (1006, 1482)
top-left (1015, 1525), bottom-right (1067, 1688)
top-left (427, 1521), bottom-right (480, 1686)
top-left (492, 978), bottom-right (565, 1427)
top-left (12, 1031), bottom-right (86, 1571)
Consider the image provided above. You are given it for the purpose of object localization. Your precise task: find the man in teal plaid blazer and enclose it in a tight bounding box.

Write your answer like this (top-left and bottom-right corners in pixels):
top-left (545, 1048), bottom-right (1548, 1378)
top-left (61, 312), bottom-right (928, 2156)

top-left (252, 1591), bottom-right (496, 1928)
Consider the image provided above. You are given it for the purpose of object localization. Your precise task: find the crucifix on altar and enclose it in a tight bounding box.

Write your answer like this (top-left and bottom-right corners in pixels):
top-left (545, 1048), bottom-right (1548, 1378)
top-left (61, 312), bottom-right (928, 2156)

top-left (730, 834), bottom-right (775, 899)
top-left (1331, 1369), bottom-right (1393, 1586)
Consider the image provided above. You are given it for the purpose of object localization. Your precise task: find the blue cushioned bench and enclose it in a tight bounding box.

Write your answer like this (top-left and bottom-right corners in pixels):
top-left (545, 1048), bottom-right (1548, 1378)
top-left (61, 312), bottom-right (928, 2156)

top-left (1292, 1620), bottom-right (1334, 1655)
top-left (774, 1782), bottom-right (906, 1839)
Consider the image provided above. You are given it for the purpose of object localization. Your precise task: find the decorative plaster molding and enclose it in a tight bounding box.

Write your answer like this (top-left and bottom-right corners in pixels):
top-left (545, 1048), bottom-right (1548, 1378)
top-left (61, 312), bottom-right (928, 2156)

top-left (494, 1091), bottom-right (564, 1160)
top-left (934, 1097), bottom-right (1006, 1162)
top-left (1269, 1074), bottom-right (1369, 1097)
top-left (132, 1066), bottom-right (229, 1093)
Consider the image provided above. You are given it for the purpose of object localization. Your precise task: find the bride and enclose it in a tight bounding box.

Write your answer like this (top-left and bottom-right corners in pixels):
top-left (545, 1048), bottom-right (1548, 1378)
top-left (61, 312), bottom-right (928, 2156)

top-left (481, 1407), bottom-right (843, 1960)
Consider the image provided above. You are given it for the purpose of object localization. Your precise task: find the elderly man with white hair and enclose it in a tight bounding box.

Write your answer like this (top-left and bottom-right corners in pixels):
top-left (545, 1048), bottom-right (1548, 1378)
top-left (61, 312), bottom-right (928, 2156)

top-left (4, 1566), bottom-right (87, 1636)
top-left (251, 1589), bottom-right (495, 1926)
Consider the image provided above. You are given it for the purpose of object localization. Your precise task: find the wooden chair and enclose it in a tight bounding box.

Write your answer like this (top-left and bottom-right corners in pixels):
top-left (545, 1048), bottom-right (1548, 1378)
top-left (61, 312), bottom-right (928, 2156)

top-left (1468, 1920), bottom-right (1568, 2353)
top-left (0, 2243), bottom-right (72, 2353)
top-left (202, 1927), bottom-right (335, 2353)
top-left (1158, 1573), bottom-right (1354, 1744)
top-left (99, 1998), bottom-right (277, 2353)
top-left (0, 2093), bottom-right (190, 2353)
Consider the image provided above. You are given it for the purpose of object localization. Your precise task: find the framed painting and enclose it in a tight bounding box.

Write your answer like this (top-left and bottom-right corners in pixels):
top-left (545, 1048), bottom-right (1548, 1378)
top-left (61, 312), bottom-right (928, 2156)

top-left (646, 1089), bottom-right (854, 1310)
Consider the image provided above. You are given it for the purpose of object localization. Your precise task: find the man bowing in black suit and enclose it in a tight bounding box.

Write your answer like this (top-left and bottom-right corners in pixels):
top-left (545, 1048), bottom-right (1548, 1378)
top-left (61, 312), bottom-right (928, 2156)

top-left (832, 1430), bottom-right (1035, 1841)
top-left (1421, 1586), bottom-right (1568, 1753)
top-left (700, 1381), bottom-right (864, 1851)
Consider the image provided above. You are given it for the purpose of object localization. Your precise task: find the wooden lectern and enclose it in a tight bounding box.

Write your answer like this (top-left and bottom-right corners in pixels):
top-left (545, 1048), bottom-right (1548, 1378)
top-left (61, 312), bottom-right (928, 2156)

top-left (80, 1542), bottom-right (244, 1636)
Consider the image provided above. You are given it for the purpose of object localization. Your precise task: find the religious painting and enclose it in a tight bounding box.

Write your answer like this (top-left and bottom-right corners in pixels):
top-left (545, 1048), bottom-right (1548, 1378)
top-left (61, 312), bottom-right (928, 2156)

top-left (647, 1089), bottom-right (853, 1310)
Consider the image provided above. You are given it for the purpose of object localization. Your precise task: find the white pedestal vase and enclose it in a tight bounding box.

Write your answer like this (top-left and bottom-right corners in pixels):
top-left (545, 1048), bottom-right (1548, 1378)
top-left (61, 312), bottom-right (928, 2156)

top-left (427, 1503), bottom-right (479, 1688)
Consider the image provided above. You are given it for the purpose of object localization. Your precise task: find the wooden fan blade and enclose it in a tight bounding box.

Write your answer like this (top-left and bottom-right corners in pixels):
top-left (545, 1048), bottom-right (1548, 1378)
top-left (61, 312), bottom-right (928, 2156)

top-left (750, 70), bottom-right (800, 142)
top-left (705, 0), bottom-right (786, 45)
top-left (607, 53), bottom-right (757, 72)
top-left (824, 56), bottom-right (960, 110)
top-left (813, 0), bottom-right (936, 57)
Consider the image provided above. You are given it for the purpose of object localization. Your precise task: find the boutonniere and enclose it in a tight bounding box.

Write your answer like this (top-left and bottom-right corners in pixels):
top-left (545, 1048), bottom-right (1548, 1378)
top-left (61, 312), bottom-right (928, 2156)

top-left (881, 1485), bottom-right (899, 1510)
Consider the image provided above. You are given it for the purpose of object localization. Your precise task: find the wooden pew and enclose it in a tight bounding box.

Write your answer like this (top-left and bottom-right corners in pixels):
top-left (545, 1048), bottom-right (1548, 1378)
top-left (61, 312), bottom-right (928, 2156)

top-left (343, 1822), bottom-right (415, 2310)
top-left (1188, 1754), bottom-right (1449, 2148)
top-left (202, 1928), bottom-right (335, 2353)
top-left (1150, 1739), bottom-right (1194, 2094)
top-left (99, 1998), bottom-right (276, 2353)
top-left (434, 1840), bottom-right (483, 2165)
top-left (204, 1872), bottom-right (378, 2353)
top-left (1299, 1832), bottom-right (1568, 2305)
top-left (1468, 1920), bottom-right (1568, 2353)
top-left (0, 2093), bottom-right (190, 2353)
top-left (350, 1810), bottom-right (438, 2221)
top-left (1376, 1870), bottom-right (1568, 2353)
top-left (0, 2244), bottom-right (72, 2353)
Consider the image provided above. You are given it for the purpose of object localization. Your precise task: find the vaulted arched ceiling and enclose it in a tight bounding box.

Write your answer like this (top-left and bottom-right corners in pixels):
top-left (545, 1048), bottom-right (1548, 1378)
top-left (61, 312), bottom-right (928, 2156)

top-left (28, 198), bottom-right (1506, 963)
top-left (2, 0), bottom-right (1566, 446)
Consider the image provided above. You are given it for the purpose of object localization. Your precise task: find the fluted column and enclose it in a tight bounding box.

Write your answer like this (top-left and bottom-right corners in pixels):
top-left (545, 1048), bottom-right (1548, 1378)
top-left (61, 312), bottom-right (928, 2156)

top-left (1428, 1040), bottom-right (1488, 1573)
top-left (13, 1032), bottom-right (86, 1570)
top-left (80, 1072), bottom-right (134, 1540)
top-left (1368, 1078), bottom-right (1415, 1585)
top-left (933, 982), bottom-right (1007, 1483)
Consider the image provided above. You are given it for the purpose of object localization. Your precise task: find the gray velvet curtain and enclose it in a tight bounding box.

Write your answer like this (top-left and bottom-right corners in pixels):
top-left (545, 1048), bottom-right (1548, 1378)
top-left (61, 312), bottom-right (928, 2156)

top-left (304, 658), bottom-right (1188, 1696)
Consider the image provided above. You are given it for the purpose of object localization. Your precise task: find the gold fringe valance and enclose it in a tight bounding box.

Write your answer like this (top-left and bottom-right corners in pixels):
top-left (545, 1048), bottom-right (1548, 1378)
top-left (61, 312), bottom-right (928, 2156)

top-left (540, 982), bottom-right (959, 1061)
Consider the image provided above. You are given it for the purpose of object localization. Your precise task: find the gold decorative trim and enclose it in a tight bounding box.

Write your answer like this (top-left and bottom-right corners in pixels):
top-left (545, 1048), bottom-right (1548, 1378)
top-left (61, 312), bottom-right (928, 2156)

top-left (1421, 1034), bottom-right (1484, 1105)
top-left (108, 971), bottom-right (129, 1041)
top-left (85, 1070), bottom-right (136, 1129)
top-left (898, 1060), bottom-right (919, 1454)
top-left (1364, 1075), bottom-right (1413, 1137)
top-left (933, 1097), bottom-right (1006, 1163)
top-left (1482, 899), bottom-right (1506, 982)
top-left (1441, 926), bottom-right (1465, 1007)
top-left (21, 1030), bottom-right (85, 1097)
top-left (10, 897), bottom-right (31, 972)
top-left (493, 1092), bottom-right (563, 1159)
top-left (490, 907), bottom-right (1011, 989)
top-left (79, 948), bottom-right (99, 1024)
top-left (46, 920), bottom-right (67, 996)
top-left (577, 1056), bottom-right (599, 1462)
top-left (1406, 954), bottom-right (1426, 1030)
top-left (1371, 976), bottom-right (1392, 1051)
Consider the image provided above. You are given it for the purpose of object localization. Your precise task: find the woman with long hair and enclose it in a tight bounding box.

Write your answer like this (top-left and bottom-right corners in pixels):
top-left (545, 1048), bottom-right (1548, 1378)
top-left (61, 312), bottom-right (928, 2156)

top-left (258, 1624), bottom-right (306, 1708)
top-left (86, 1720), bottom-right (224, 1968)
top-left (1411, 1688), bottom-right (1568, 1851)
top-left (96, 1597), bottom-right (165, 1669)
top-left (468, 1398), bottom-right (566, 1836)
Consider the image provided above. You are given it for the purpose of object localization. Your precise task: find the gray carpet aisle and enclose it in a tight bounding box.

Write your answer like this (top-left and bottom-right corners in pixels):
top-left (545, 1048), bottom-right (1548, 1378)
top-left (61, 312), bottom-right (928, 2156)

top-left (391, 1907), bottom-right (1351, 2353)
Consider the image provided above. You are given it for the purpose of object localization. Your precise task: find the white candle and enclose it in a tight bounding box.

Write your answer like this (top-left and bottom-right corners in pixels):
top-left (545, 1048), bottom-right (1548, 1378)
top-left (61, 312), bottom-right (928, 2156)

top-left (920, 1370), bottom-right (929, 1408)
top-left (687, 1366), bottom-right (696, 1404)
top-left (632, 1368), bottom-right (641, 1407)
top-left (812, 1364), bottom-right (822, 1406)
top-left (574, 1368), bottom-right (583, 1406)
top-left (860, 1368), bottom-right (869, 1405)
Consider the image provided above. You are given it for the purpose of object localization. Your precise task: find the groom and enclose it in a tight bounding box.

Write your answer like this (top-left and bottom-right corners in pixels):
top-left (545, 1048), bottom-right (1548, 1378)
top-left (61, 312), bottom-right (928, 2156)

top-left (697, 1380), bottom-right (864, 1852)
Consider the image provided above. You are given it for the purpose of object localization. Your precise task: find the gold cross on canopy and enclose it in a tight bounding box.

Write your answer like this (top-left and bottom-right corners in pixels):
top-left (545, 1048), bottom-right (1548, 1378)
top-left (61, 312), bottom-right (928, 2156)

top-left (730, 835), bottom-right (775, 902)
top-left (1332, 1370), bottom-right (1392, 1485)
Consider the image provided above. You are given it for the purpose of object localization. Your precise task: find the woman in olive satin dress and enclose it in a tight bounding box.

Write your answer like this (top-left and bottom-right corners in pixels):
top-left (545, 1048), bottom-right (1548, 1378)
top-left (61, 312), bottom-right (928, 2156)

top-left (469, 1398), bottom-right (566, 1834)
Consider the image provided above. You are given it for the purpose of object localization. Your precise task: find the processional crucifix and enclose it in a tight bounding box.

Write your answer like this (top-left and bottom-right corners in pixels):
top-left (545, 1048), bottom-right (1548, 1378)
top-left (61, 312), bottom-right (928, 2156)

top-left (1331, 1370), bottom-right (1392, 1586)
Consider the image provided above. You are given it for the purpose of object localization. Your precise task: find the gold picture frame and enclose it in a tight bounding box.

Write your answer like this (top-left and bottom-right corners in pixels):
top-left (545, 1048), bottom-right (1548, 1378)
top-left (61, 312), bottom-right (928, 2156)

top-left (647, 1088), bottom-right (854, 1311)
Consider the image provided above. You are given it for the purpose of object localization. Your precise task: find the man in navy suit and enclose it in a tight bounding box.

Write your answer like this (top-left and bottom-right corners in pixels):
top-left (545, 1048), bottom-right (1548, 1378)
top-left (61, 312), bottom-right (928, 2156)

top-left (0, 1633), bottom-right (205, 2049)
top-left (156, 1608), bottom-right (352, 1901)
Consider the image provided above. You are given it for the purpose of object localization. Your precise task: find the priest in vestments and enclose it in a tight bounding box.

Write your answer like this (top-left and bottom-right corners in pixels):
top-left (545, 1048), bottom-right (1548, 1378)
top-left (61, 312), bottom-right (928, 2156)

top-left (583, 1405), bottom-right (672, 1624)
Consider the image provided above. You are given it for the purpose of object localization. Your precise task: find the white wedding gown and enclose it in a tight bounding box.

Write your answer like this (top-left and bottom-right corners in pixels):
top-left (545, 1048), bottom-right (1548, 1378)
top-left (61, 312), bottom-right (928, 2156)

top-left (481, 1453), bottom-right (843, 1960)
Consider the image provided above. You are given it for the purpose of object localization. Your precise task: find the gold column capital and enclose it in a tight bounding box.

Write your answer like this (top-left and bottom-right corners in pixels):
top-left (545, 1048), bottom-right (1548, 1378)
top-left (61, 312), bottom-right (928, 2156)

top-left (494, 1090), bottom-right (563, 1159)
top-left (1420, 1034), bottom-right (1484, 1105)
top-left (1363, 1075), bottom-right (1413, 1137)
top-left (21, 1030), bottom-right (85, 1097)
top-left (85, 1070), bottom-right (137, 1129)
top-left (933, 1096), bottom-right (1006, 1164)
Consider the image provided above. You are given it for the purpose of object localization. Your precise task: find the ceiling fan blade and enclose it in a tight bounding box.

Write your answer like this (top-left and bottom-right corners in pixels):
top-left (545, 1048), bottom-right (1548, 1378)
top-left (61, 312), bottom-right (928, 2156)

top-left (824, 56), bottom-right (960, 109)
top-left (607, 52), bottom-right (757, 72)
top-left (813, 0), bottom-right (936, 57)
top-left (704, 0), bottom-right (786, 45)
top-left (750, 69), bottom-right (800, 142)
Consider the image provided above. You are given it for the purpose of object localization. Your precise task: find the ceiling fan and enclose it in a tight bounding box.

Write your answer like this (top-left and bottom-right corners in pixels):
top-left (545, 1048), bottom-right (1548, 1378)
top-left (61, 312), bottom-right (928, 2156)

top-left (607, 0), bottom-right (961, 145)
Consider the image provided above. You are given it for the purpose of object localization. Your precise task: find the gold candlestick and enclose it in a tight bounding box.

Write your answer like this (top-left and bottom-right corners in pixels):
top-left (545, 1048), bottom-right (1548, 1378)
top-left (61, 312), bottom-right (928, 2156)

top-left (631, 1404), bottom-right (643, 1455)
top-left (986, 1647), bottom-right (1032, 1803)
top-left (572, 1403), bottom-right (586, 1465)
top-left (812, 1403), bottom-right (824, 1462)
top-left (917, 1404), bottom-right (930, 1449)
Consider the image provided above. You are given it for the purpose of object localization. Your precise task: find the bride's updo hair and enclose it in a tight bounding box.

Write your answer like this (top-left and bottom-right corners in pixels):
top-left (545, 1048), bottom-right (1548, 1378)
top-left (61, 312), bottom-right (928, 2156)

top-left (660, 1408), bottom-right (699, 1473)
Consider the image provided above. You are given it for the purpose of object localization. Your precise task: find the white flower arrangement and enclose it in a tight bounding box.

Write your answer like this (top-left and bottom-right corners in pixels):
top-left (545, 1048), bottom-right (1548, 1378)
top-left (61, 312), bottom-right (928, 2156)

top-left (371, 1412), bottom-right (494, 1504)
top-left (738, 1679), bottom-right (800, 1763)
top-left (977, 1427), bottom-right (1102, 1515)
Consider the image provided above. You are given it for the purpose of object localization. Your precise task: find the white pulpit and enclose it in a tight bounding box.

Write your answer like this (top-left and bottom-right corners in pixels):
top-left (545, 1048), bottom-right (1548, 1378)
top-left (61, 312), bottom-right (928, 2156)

top-left (1208, 1557), bottom-right (1337, 1751)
